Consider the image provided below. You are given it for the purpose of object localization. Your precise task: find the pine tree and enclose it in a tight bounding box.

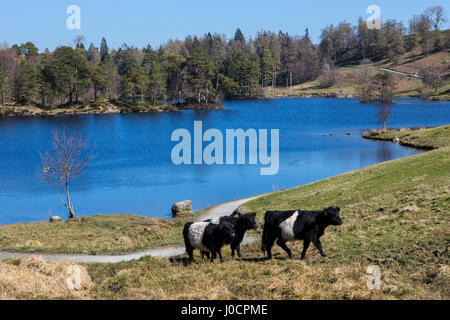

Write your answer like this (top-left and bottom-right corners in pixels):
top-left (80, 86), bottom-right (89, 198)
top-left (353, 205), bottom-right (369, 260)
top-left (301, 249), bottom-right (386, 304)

top-left (92, 66), bottom-right (106, 100)
top-left (164, 53), bottom-right (186, 104)
top-left (187, 46), bottom-right (214, 104)
top-left (234, 28), bottom-right (245, 43)
top-left (143, 49), bottom-right (166, 104)
top-left (121, 65), bottom-right (149, 103)
top-left (43, 46), bottom-right (93, 104)
top-left (99, 56), bottom-right (118, 99)
top-left (14, 60), bottom-right (39, 104)
top-left (88, 43), bottom-right (101, 67)
top-left (100, 37), bottom-right (109, 62)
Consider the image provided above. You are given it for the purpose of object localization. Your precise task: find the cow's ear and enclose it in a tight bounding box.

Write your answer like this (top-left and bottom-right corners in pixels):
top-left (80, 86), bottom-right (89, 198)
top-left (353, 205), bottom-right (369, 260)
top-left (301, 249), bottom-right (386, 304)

top-left (336, 207), bottom-right (340, 212)
top-left (238, 212), bottom-right (242, 217)
top-left (250, 212), bottom-right (256, 217)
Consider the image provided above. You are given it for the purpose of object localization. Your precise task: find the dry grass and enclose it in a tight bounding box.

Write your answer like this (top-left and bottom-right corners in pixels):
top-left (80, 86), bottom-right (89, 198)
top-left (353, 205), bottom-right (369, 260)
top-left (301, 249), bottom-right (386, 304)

top-left (271, 50), bottom-right (449, 99)
top-left (0, 256), bottom-right (92, 299)
top-left (85, 131), bottom-right (449, 300)
top-left (0, 214), bottom-right (185, 254)
top-left (2, 127), bottom-right (448, 300)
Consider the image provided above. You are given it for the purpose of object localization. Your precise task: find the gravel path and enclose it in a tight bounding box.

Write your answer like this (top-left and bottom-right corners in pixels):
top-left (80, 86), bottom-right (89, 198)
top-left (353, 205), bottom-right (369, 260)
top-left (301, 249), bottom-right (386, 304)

top-left (0, 196), bottom-right (260, 263)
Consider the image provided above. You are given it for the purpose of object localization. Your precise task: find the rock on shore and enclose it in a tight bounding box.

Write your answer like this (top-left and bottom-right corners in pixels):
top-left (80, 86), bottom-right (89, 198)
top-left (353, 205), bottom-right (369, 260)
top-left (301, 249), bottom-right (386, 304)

top-left (171, 200), bottom-right (194, 218)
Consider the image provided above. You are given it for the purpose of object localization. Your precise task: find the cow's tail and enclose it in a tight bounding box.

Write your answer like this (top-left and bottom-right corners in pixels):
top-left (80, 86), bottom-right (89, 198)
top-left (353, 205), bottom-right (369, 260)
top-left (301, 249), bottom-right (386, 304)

top-left (261, 212), bottom-right (269, 253)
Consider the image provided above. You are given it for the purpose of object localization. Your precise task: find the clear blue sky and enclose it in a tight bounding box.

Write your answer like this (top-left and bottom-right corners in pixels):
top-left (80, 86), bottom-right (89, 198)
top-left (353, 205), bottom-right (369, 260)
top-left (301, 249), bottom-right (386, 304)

top-left (0, 0), bottom-right (447, 51)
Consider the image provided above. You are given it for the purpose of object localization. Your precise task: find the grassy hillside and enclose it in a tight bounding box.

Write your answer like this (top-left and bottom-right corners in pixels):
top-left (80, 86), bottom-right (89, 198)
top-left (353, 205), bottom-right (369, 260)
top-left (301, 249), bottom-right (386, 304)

top-left (88, 126), bottom-right (449, 300)
top-left (84, 134), bottom-right (449, 299)
top-left (271, 50), bottom-right (450, 100)
top-left (1, 126), bottom-right (448, 299)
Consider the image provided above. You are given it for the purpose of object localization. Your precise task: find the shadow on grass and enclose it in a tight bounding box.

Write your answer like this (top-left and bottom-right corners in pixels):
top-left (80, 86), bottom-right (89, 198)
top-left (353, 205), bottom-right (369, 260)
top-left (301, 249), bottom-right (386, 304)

top-left (169, 252), bottom-right (302, 267)
top-left (169, 256), bottom-right (193, 267)
top-left (239, 256), bottom-right (271, 263)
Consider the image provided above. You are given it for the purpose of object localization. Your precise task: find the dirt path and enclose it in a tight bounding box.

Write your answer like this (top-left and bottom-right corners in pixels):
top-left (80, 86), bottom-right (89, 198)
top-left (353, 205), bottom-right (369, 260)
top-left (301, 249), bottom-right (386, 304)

top-left (378, 68), bottom-right (421, 78)
top-left (340, 66), bottom-right (421, 78)
top-left (0, 196), bottom-right (260, 263)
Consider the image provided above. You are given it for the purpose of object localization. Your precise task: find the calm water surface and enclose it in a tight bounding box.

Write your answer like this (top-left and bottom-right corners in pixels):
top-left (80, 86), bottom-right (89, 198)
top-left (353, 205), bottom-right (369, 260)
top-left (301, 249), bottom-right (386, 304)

top-left (0, 98), bottom-right (449, 224)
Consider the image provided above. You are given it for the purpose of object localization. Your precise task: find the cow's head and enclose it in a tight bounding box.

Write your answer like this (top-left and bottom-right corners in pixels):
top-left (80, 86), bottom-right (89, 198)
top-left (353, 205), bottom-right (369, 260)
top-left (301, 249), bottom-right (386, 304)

top-left (219, 221), bottom-right (236, 243)
top-left (237, 212), bottom-right (258, 230)
top-left (324, 207), bottom-right (343, 226)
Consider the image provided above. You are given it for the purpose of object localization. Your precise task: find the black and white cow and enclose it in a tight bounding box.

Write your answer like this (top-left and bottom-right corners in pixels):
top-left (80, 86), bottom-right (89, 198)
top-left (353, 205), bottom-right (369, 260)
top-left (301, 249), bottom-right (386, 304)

top-left (204, 212), bottom-right (258, 258)
top-left (261, 207), bottom-right (342, 259)
top-left (183, 220), bottom-right (235, 263)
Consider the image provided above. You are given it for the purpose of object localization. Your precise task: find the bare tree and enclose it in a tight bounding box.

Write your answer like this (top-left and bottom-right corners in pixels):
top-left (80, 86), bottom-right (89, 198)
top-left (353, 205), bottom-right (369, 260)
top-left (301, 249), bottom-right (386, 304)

top-left (377, 103), bottom-right (392, 132)
top-left (73, 35), bottom-right (86, 49)
top-left (419, 63), bottom-right (444, 93)
top-left (422, 6), bottom-right (447, 31)
top-left (409, 14), bottom-right (422, 34)
top-left (40, 129), bottom-right (93, 219)
top-left (319, 63), bottom-right (340, 88)
top-left (415, 17), bottom-right (433, 56)
top-left (0, 43), bottom-right (20, 108)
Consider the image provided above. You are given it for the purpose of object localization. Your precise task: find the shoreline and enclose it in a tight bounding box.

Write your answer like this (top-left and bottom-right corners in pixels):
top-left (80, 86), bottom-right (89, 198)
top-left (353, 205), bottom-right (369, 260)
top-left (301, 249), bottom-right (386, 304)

top-left (362, 125), bottom-right (449, 150)
top-left (0, 126), bottom-right (437, 228)
top-left (0, 102), bottom-right (225, 118)
top-left (0, 129), bottom-right (434, 259)
top-left (0, 196), bottom-right (260, 262)
top-left (2, 95), bottom-right (449, 118)
top-left (0, 126), bottom-right (446, 259)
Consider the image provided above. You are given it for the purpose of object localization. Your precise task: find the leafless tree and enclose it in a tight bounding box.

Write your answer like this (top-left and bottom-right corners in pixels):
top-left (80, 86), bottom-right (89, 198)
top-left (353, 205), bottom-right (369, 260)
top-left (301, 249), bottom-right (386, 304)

top-left (40, 129), bottom-right (93, 219)
top-left (356, 59), bottom-right (376, 102)
top-left (73, 35), bottom-right (86, 49)
top-left (419, 63), bottom-right (444, 93)
top-left (319, 63), bottom-right (340, 88)
top-left (377, 103), bottom-right (392, 132)
top-left (422, 6), bottom-right (447, 31)
top-left (0, 43), bottom-right (20, 108)
top-left (409, 14), bottom-right (422, 34)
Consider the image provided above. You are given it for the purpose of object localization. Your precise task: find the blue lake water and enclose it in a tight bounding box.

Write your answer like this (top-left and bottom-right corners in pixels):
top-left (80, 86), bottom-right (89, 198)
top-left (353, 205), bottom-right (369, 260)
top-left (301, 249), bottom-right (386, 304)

top-left (0, 98), bottom-right (449, 224)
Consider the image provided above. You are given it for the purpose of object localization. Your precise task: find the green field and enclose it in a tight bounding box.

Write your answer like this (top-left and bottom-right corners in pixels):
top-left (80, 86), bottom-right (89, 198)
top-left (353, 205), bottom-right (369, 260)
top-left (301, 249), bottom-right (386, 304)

top-left (0, 214), bottom-right (185, 254)
top-left (86, 128), bottom-right (449, 299)
top-left (1, 125), bottom-right (449, 299)
top-left (363, 125), bottom-right (450, 149)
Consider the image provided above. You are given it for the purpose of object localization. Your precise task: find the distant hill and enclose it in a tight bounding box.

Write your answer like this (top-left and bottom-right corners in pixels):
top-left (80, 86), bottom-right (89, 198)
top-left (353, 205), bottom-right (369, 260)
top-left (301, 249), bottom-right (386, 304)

top-left (271, 49), bottom-right (450, 100)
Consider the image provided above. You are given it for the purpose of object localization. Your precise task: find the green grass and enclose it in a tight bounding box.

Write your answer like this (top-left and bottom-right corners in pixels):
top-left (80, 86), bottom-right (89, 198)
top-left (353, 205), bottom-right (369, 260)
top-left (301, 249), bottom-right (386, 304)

top-left (0, 214), bottom-right (185, 254)
top-left (363, 125), bottom-right (450, 149)
top-left (83, 126), bottom-right (450, 300)
top-left (2, 126), bottom-right (449, 299)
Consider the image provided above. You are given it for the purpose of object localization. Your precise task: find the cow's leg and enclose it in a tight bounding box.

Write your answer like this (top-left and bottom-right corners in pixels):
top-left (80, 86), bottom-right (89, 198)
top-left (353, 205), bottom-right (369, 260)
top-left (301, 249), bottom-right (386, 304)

top-left (265, 233), bottom-right (277, 259)
top-left (312, 238), bottom-right (326, 257)
top-left (186, 247), bottom-right (195, 263)
top-left (210, 250), bottom-right (217, 262)
top-left (231, 246), bottom-right (235, 257)
top-left (236, 245), bottom-right (242, 258)
top-left (276, 238), bottom-right (293, 259)
top-left (218, 248), bottom-right (224, 263)
top-left (301, 240), bottom-right (310, 259)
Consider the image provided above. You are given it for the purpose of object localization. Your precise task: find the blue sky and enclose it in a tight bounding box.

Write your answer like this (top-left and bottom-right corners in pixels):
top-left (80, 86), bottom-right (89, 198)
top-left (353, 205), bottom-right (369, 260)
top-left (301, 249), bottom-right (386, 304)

top-left (0, 0), bottom-right (447, 51)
